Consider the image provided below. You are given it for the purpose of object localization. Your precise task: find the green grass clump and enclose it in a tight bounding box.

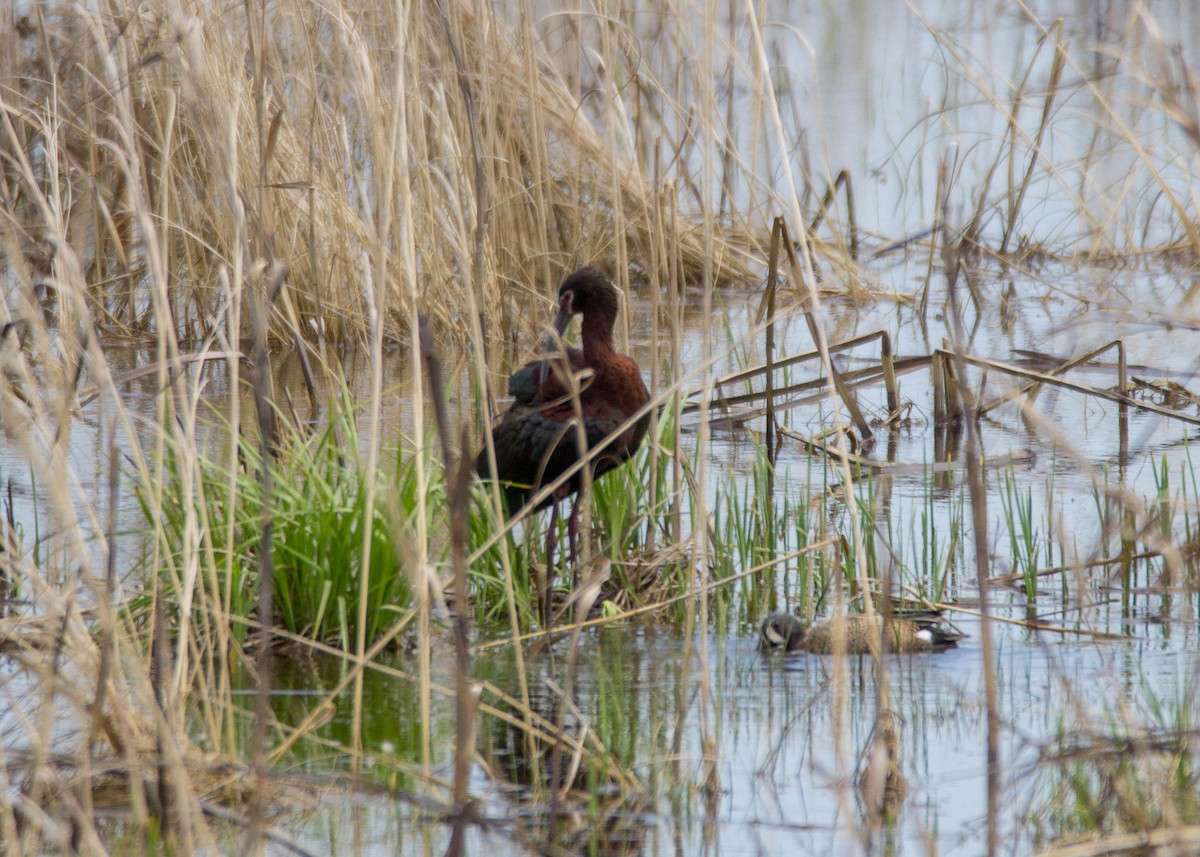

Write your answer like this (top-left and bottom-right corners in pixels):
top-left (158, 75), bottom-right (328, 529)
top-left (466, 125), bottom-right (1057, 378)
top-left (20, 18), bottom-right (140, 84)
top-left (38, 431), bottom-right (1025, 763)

top-left (142, 393), bottom-right (682, 644)
top-left (1000, 471), bottom-right (1040, 602)
top-left (141, 397), bottom-right (420, 649)
top-left (465, 484), bottom-right (538, 627)
top-left (1031, 684), bottom-right (1200, 848)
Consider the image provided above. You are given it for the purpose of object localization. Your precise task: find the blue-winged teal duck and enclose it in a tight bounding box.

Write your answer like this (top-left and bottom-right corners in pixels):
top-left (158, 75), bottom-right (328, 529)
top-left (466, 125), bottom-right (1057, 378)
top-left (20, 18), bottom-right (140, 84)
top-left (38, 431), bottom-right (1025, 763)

top-left (760, 611), bottom-right (963, 654)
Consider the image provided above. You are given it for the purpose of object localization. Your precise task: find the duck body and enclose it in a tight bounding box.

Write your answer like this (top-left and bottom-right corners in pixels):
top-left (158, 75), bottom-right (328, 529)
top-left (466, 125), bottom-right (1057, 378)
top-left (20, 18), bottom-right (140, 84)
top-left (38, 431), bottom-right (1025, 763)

top-left (476, 267), bottom-right (650, 514)
top-left (760, 611), bottom-right (963, 654)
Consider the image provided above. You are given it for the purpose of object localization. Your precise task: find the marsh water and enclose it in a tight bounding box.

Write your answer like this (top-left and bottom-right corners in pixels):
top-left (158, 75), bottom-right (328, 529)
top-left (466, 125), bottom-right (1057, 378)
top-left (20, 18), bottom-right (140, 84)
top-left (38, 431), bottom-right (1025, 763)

top-left (254, 248), bottom-right (1200, 856)
top-left (262, 1), bottom-right (1200, 852)
top-left (6, 1), bottom-right (1200, 856)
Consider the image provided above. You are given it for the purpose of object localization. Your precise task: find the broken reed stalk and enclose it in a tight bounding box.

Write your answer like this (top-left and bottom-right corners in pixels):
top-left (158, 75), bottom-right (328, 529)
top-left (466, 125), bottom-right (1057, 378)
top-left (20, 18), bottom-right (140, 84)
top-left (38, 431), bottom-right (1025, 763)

top-left (467, 291), bottom-right (531, 782)
top-left (701, 332), bottom-right (913, 420)
top-left (419, 317), bottom-right (479, 855)
top-left (431, 0), bottom-right (489, 356)
top-left (1118, 342), bottom-right (1129, 470)
top-left (698, 77), bottom-right (719, 798)
top-left (984, 548), bottom-right (1160, 589)
top-left (778, 219), bottom-right (873, 442)
top-left (999, 21), bottom-right (1066, 255)
top-left (917, 160), bottom-right (950, 321)
top-left (431, 0), bottom-right (501, 805)
top-left (704, 331), bottom-right (905, 394)
top-left (879, 332), bottom-right (900, 418)
top-left (152, 594), bottom-right (181, 844)
top-left (932, 349), bottom-right (965, 424)
top-left (939, 160), bottom-right (1000, 857)
top-left (863, 557), bottom-right (899, 839)
top-left (956, 352), bottom-right (1200, 427)
top-left (764, 217), bottom-right (780, 472)
top-left (703, 356), bottom-right (927, 420)
top-left (808, 169), bottom-right (860, 261)
top-left (977, 339), bottom-right (1128, 415)
top-left (665, 177), bottom-right (688, 789)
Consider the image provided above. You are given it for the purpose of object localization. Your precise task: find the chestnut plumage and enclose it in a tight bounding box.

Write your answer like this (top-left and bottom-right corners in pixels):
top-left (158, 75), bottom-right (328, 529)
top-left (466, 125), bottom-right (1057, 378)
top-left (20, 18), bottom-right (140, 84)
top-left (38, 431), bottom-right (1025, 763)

top-left (477, 267), bottom-right (650, 515)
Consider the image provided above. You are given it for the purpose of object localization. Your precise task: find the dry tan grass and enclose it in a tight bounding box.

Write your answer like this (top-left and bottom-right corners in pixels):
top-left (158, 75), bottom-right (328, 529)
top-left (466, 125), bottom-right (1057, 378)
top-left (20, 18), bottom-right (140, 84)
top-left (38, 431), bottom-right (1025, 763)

top-left (0, 0), bottom-right (768, 355)
top-left (3, 1), bottom-right (1200, 853)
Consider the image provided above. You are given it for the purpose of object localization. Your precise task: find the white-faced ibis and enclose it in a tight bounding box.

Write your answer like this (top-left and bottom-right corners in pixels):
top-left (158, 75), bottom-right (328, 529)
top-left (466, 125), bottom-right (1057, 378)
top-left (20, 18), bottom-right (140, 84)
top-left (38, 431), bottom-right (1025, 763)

top-left (476, 267), bottom-right (650, 561)
top-left (759, 611), bottom-right (964, 654)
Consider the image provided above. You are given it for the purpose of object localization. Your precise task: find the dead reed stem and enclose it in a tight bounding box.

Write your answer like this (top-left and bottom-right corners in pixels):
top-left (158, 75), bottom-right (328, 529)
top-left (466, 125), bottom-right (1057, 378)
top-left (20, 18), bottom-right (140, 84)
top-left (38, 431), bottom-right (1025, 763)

top-left (420, 316), bottom-right (480, 853)
top-left (764, 218), bottom-right (781, 464)
top-left (939, 161), bottom-right (1001, 857)
top-left (809, 170), bottom-right (860, 262)
top-left (7, 0), bottom-right (1200, 852)
top-left (999, 21), bottom-right (1066, 255)
top-left (245, 266), bottom-right (284, 852)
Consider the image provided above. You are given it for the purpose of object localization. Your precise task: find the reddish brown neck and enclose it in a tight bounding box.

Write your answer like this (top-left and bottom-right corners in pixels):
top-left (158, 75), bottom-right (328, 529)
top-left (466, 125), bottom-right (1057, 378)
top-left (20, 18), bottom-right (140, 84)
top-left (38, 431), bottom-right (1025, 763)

top-left (580, 310), bottom-right (617, 366)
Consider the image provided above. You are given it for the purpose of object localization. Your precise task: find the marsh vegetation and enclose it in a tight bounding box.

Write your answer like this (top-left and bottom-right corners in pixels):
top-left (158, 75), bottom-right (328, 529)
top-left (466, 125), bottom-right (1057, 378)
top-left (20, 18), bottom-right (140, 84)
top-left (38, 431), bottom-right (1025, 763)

top-left (2, 0), bottom-right (1200, 854)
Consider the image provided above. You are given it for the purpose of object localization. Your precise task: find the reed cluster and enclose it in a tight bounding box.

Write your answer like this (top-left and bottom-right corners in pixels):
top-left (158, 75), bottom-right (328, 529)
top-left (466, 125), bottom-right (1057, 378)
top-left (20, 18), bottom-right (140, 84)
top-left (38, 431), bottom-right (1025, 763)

top-left (3, 0), bottom-right (1200, 854)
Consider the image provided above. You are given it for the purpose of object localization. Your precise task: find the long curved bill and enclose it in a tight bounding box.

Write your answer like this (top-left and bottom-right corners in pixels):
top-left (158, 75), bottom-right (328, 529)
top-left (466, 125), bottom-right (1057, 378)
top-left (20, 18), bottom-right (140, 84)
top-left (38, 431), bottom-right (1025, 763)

top-left (540, 291), bottom-right (574, 353)
top-left (533, 292), bottom-right (575, 387)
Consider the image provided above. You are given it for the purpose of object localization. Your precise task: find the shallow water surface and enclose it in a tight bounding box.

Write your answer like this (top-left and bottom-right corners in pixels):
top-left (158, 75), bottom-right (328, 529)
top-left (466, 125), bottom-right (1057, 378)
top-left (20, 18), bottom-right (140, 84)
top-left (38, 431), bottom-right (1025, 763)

top-left (250, 1), bottom-right (1200, 852)
top-left (273, 604), bottom-right (1200, 856)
